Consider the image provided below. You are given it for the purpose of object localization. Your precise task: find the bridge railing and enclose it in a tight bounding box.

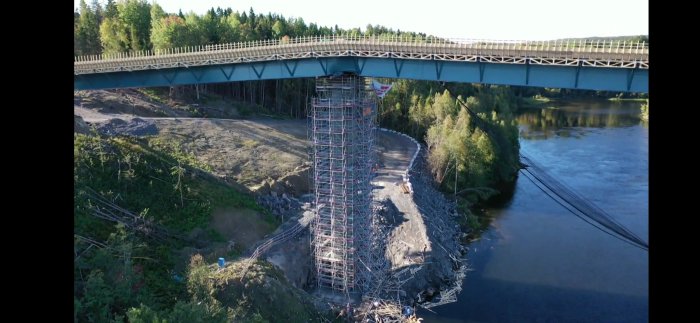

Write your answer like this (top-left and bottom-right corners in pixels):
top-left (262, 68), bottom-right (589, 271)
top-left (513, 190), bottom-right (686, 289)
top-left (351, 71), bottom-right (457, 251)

top-left (74, 35), bottom-right (648, 74)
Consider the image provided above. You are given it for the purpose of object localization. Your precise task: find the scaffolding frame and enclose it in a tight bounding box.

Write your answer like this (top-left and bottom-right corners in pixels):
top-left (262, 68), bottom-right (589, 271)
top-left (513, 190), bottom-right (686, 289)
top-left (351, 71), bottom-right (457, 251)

top-left (309, 75), bottom-right (376, 295)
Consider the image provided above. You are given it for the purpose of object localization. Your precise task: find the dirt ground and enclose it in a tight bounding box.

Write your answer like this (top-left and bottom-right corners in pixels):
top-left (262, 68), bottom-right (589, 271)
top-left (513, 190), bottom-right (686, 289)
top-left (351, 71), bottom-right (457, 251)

top-left (155, 118), bottom-right (309, 188)
top-left (75, 103), bottom-right (310, 189)
top-left (372, 131), bottom-right (463, 298)
top-left (263, 209), bottom-right (316, 289)
top-left (75, 89), bottom-right (192, 118)
top-left (372, 132), bottom-right (428, 269)
top-left (210, 207), bottom-right (274, 250)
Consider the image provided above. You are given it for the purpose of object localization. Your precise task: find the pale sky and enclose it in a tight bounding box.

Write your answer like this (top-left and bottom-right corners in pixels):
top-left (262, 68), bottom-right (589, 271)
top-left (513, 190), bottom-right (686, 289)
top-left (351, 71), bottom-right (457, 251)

top-left (74, 0), bottom-right (648, 41)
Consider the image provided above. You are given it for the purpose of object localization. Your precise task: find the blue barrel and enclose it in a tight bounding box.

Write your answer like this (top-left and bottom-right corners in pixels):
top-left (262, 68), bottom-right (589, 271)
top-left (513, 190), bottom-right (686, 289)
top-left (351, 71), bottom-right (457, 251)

top-left (218, 257), bottom-right (225, 268)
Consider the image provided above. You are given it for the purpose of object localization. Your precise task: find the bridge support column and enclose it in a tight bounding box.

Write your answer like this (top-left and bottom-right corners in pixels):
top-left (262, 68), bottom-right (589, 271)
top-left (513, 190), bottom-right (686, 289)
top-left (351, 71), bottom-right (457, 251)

top-left (310, 75), bottom-right (375, 294)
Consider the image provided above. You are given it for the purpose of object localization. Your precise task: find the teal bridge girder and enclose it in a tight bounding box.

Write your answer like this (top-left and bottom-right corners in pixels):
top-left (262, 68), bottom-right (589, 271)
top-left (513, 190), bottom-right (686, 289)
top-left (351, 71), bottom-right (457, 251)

top-left (74, 35), bottom-right (649, 93)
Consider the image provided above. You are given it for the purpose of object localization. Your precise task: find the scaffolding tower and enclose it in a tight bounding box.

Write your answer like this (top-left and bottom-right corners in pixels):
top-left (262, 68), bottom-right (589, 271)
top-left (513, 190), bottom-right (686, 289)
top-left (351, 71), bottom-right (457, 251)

top-left (309, 75), bottom-right (376, 294)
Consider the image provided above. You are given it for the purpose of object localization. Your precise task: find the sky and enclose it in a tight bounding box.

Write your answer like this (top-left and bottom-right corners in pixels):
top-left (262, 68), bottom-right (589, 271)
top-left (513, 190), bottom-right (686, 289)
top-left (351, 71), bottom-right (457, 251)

top-left (74, 0), bottom-right (648, 41)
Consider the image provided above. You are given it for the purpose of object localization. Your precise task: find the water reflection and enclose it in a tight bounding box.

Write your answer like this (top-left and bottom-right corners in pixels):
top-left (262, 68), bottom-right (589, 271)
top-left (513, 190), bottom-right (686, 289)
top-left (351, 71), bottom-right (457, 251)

top-left (517, 100), bottom-right (643, 139)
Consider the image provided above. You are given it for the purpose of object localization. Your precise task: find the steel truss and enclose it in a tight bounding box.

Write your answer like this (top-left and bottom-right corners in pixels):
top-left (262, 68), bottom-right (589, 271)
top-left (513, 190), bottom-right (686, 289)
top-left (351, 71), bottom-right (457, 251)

top-left (74, 35), bottom-right (649, 75)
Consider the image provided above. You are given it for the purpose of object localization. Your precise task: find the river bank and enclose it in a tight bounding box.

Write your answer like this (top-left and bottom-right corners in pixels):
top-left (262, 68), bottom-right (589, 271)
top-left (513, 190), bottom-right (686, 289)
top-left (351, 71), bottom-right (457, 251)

top-left (420, 98), bottom-right (648, 322)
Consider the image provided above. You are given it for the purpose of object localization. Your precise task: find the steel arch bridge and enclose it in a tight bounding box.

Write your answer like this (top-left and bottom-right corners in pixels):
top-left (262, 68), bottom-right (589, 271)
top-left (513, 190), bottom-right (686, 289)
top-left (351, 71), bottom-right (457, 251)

top-left (74, 35), bottom-right (648, 93)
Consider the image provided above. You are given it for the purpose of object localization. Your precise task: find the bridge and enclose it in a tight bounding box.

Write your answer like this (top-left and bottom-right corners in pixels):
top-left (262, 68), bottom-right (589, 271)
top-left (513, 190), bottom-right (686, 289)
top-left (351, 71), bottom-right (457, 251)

top-left (74, 35), bottom-right (648, 93)
top-left (73, 35), bottom-right (649, 296)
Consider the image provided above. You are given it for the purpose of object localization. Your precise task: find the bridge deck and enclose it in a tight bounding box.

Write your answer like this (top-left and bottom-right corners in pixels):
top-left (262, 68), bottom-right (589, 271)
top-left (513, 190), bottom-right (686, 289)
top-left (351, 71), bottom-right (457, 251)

top-left (74, 35), bottom-right (648, 75)
top-left (74, 36), bottom-right (649, 93)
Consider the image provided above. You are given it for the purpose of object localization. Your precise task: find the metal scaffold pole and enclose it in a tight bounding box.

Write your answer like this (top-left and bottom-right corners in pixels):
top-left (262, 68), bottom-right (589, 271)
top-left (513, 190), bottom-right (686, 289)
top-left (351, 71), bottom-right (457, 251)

top-left (309, 75), bottom-right (376, 294)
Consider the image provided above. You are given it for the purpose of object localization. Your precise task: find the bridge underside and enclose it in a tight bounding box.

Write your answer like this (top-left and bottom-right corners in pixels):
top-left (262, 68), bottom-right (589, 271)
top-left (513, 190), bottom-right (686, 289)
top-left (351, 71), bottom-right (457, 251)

top-left (74, 57), bottom-right (648, 93)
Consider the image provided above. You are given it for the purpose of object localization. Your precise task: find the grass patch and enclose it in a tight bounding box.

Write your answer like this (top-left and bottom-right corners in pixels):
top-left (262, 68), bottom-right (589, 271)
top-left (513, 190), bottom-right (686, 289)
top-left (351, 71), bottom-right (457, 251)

top-left (74, 133), bottom-right (266, 233)
top-left (532, 94), bottom-right (551, 103)
top-left (608, 97), bottom-right (648, 102)
top-left (208, 228), bottom-right (227, 242)
top-left (519, 95), bottom-right (553, 108)
top-left (74, 133), bottom-right (282, 321)
top-left (242, 139), bottom-right (259, 149)
top-left (208, 260), bottom-right (326, 322)
top-left (640, 100), bottom-right (649, 122)
top-left (137, 88), bottom-right (169, 104)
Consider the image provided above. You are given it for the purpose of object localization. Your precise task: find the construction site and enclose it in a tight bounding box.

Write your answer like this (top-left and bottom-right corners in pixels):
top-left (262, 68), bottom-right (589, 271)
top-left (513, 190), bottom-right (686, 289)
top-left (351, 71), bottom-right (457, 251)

top-left (181, 74), bottom-right (468, 320)
top-left (308, 76), bottom-right (376, 295)
top-left (298, 75), bottom-right (466, 321)
top-left (74, 75), bottom-right (468, 322)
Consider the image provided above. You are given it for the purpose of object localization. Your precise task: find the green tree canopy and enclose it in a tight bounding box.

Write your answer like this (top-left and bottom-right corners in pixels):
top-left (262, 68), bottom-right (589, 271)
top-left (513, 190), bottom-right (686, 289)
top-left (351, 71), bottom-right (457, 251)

top-left (75, 0), bottom-right (102, 55)
top-left (117, 0), bottom-right (152, 51)
top-left (99, 17), bottom-right (129, 54)
top-left (150, 15), bottom-right (191, 50)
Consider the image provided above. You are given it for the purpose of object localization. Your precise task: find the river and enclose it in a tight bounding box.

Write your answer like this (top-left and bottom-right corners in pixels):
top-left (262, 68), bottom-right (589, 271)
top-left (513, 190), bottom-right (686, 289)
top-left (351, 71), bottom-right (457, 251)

top-left (420, 99), bottom-right (648, 322)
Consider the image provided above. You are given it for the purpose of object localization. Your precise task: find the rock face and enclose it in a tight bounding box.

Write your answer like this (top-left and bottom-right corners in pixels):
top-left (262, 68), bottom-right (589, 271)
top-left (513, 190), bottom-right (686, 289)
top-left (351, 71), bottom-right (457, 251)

top-left (95, 117), bottom-right (159, 136)
top-left (259, 204), bottom-right (316, 290)
top-left (256, 186), bottom-right (314, 225)
top-left (279, 165), bottom-right (312, 196)
top-left (265, 229), bottom-right (314, 289)
top-left (74, 115), bottom-right (91, 134)
top-left (254, 165), bottom-right (312, 198)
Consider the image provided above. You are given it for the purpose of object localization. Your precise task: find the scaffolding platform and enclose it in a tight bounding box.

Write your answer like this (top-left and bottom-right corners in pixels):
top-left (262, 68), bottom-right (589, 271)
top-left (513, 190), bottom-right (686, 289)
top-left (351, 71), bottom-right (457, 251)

top-left (309, 76), bottom-right (376, 294)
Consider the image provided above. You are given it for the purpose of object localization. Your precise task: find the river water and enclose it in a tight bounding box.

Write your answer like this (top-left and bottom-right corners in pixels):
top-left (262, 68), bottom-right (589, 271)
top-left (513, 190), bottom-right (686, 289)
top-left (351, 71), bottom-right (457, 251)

top-left (420, 100), bottom-right (648, 322)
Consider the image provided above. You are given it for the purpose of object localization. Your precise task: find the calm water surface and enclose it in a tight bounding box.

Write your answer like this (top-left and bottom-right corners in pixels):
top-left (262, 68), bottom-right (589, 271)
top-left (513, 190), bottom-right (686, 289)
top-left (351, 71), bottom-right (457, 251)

top-left (421, 100), bottom-right (648, 322)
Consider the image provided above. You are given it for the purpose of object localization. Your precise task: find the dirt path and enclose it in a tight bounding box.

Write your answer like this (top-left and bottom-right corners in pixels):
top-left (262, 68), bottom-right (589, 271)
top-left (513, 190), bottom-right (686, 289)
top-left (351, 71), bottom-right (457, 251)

top-left (374, 131), bottom-right (415, 183)
top-left (372, 131), bottom-right (429, 270)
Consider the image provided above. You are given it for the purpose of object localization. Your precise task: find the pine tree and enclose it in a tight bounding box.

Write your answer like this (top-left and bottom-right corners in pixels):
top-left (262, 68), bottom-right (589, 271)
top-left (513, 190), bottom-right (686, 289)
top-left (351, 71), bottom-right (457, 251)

top-left (75, 0), bottom-right (102, 55)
